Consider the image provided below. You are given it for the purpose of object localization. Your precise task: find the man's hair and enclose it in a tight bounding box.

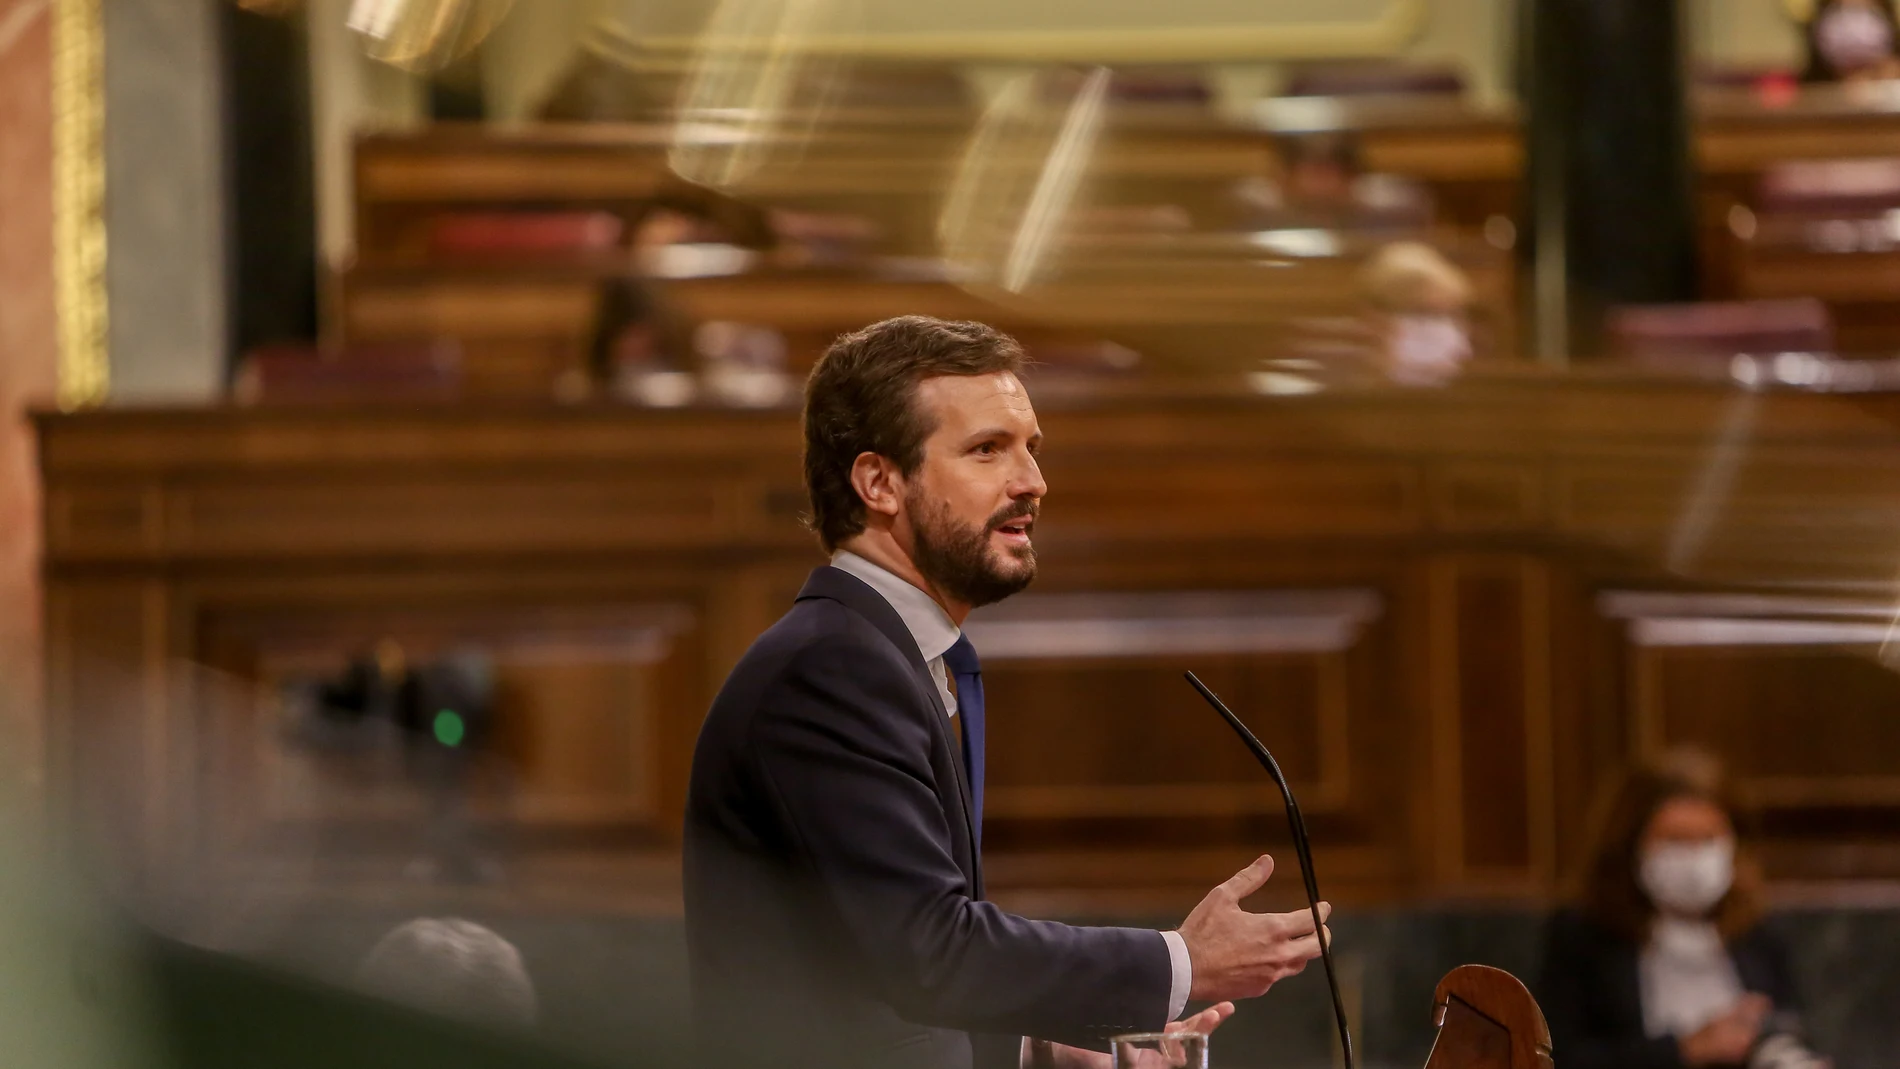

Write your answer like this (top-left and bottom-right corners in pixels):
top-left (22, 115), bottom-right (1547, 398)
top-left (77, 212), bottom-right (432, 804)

top-left (803, 316), bottom-right (1025, 551)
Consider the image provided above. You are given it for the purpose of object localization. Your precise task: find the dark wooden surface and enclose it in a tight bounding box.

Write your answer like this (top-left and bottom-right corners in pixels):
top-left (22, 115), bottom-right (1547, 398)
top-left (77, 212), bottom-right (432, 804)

top-left (1425, 966), bottom-right (1554, 1069)
top-left (34, 372), bottom-right (1900, 914)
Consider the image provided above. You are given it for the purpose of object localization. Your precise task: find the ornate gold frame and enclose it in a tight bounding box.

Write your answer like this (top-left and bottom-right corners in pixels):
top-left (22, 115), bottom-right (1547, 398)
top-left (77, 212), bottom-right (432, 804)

top-left (52, 0), bottom-right (106, 409)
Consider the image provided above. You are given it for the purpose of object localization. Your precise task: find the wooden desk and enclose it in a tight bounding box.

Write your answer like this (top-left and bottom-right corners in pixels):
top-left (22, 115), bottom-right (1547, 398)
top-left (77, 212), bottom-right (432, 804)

top-left (37, 373), bottom-right (1900, 913)
top-left (1693, 88), bottom-right (1900, 343)
top-left (1698, 86), bottom-right (1900, 178)
top-left (1729, 214), bottom-right (1900, 352)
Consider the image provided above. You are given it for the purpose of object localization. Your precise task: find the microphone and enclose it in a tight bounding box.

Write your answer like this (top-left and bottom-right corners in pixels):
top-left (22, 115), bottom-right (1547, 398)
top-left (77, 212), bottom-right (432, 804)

top-left (1184, 671), bottom-right (1354, 1069)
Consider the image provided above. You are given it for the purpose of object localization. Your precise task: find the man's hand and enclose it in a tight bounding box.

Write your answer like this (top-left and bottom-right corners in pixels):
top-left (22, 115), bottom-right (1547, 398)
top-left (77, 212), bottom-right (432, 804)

top-left (1165, 1002), bottom-right (1237, 1041)
top-left (1176, 855), bottom-right (1331, 1002)
top-left (1679, 994), bottom-right (1769, 1067)
top-left (1030, 1002), bottom-right (1236, 1069)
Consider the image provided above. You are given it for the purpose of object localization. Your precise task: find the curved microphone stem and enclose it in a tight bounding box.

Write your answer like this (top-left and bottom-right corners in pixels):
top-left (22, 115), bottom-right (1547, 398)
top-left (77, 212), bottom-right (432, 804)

top-left (1184, 672), bottom-right (1354, 1069)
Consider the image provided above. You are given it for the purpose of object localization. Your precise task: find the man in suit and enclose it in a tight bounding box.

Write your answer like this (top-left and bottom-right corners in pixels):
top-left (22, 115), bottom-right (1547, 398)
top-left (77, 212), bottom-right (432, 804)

top-left (685, 316), bottom-right (1331, 1069)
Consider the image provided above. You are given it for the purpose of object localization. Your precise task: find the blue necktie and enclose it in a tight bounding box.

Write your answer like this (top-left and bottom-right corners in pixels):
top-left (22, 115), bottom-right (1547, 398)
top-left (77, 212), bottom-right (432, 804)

top-left (943, 634), bottom-right (984, 851)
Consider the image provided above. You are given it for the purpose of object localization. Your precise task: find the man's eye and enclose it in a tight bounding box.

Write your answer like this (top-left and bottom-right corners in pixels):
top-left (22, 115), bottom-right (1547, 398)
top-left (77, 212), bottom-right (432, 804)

top-left (974, 442), bottom-right (997, 455)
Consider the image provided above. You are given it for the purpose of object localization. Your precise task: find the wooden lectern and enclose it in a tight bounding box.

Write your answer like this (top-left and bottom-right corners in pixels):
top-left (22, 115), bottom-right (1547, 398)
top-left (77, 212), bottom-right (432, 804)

top-left (1422, 966), bottom-right (1554, 1069)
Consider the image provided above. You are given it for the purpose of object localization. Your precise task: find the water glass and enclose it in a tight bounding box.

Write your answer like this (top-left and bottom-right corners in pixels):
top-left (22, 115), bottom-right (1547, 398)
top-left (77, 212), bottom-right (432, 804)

top-left (1112, 1031), bottom-right (1208, 1069)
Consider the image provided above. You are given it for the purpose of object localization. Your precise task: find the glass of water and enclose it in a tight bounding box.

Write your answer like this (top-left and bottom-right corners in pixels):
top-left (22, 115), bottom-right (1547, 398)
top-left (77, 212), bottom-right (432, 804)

top-left (1112, 1031), bottom-right (1208, 1069)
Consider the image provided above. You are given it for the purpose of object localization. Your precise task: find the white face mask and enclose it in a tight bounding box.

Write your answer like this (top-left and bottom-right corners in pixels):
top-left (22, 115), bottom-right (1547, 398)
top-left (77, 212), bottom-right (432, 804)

top-left (1817, 4), bottom-right (1895, 75)
top-left (1639, 838), bottom-right (1735, 915)
top-left (1387, 314), bottom-right (1471, 386)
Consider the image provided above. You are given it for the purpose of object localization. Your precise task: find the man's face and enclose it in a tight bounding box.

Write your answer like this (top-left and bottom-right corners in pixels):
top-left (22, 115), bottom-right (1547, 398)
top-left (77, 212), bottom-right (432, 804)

top-left (902, 371), bottom-right (1046, 608)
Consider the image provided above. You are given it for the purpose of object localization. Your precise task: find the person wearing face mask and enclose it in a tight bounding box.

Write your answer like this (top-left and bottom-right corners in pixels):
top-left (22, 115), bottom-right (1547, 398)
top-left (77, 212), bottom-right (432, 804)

top-left (1537, 749), bottom-right (1827, 1069)
top-left (1803, 0), bottom-right (1900, 84)
top-left (1361, 242), bottom-right (1475, 388)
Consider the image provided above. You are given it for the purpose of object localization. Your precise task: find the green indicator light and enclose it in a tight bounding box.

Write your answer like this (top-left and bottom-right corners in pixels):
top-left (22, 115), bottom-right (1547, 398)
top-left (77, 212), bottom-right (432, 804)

top-left (433, 709), bottom-right (466, 747)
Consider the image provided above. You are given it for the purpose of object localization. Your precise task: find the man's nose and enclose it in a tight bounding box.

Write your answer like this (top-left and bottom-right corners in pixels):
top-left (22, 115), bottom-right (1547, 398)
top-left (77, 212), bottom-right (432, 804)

top-left (1012, 453), bottom-right (1048, 500)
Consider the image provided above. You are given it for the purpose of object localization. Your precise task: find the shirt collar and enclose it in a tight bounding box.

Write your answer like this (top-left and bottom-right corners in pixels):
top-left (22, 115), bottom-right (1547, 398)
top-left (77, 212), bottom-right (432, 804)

top-left (830, 550), bottom-right (961, 662)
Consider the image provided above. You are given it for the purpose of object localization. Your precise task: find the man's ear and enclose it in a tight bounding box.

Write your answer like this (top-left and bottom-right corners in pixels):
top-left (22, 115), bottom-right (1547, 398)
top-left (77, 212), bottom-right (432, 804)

top-left (848, 452), bottom-right (905, 521)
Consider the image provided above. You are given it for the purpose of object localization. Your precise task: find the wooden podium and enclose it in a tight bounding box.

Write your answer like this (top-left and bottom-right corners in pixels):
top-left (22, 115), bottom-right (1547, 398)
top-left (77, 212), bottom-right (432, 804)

top-left (1422, 966), bottom-right (1553, 1069)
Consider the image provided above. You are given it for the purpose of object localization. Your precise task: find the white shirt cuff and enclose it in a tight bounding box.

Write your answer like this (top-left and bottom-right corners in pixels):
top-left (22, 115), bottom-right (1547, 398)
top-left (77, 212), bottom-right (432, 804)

top-left (1161, 929), bottom-right (1192, 1022)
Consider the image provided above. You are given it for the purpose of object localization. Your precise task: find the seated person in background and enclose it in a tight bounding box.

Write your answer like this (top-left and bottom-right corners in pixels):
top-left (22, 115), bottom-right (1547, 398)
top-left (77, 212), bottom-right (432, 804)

top-left (356, 917), bottom-right (538, 1028)
top-left (590, 275), bottom-right (693, 394)
top-left (1803, 0), bottom-right (1900, 83)
top-left (1539, 750), bottom-right (1827, 1069)
top-left (1276, 132), bottom-right (1361, 211)
top-left (1360, 241), bottom-right (1474, 387)
top-left (1234, 132), bottom-right (1432, 232)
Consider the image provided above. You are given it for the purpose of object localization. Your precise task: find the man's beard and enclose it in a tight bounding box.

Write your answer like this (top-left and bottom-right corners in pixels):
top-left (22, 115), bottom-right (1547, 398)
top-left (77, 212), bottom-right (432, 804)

top-left (909, 490), bottom-right (1038, 609)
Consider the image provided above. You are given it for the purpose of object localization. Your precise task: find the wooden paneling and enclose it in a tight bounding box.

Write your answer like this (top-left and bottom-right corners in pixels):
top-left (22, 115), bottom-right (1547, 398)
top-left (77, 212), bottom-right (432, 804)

top-left (984, 653), bottom-right (1340, 819)
top-left (171, 474), bottom-right (728, 558)
top-left (1427, 557), bottom-right (1556, 891)
top-left (1647, 651), bottom-right (1900, 802)
top-left (1428, 462), bottom-right (1545, 533)
top-left (975, 589), bottom-right (1376, 828)
top-left (1047, 459), bottom-right (1420, 541)
top-left (1604, 592), bottom-right (1900, 881)
top-left (45, 482), bottom-right (163, 559)
top-left (35, 376), bottom-right (1900, 911)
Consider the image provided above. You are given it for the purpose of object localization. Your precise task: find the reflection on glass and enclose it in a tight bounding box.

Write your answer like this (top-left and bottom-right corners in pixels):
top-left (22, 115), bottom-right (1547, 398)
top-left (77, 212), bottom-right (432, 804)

top-left (669, 0), bottom-right (862, 190)
top-left (346, 0), bottom-right (517, 73)
top-left (939, 67), bottom-right (1110, 294)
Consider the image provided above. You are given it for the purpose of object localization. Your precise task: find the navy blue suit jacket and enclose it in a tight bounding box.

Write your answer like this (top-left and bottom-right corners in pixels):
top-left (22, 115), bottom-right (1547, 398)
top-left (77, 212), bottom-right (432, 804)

top-left (684, 566), bottom-right (1173, 1069)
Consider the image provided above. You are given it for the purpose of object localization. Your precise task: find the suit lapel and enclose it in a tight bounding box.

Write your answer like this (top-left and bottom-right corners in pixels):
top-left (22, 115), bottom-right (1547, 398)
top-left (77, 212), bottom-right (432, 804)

top-left (796, 566), bottom-right (984, 892)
